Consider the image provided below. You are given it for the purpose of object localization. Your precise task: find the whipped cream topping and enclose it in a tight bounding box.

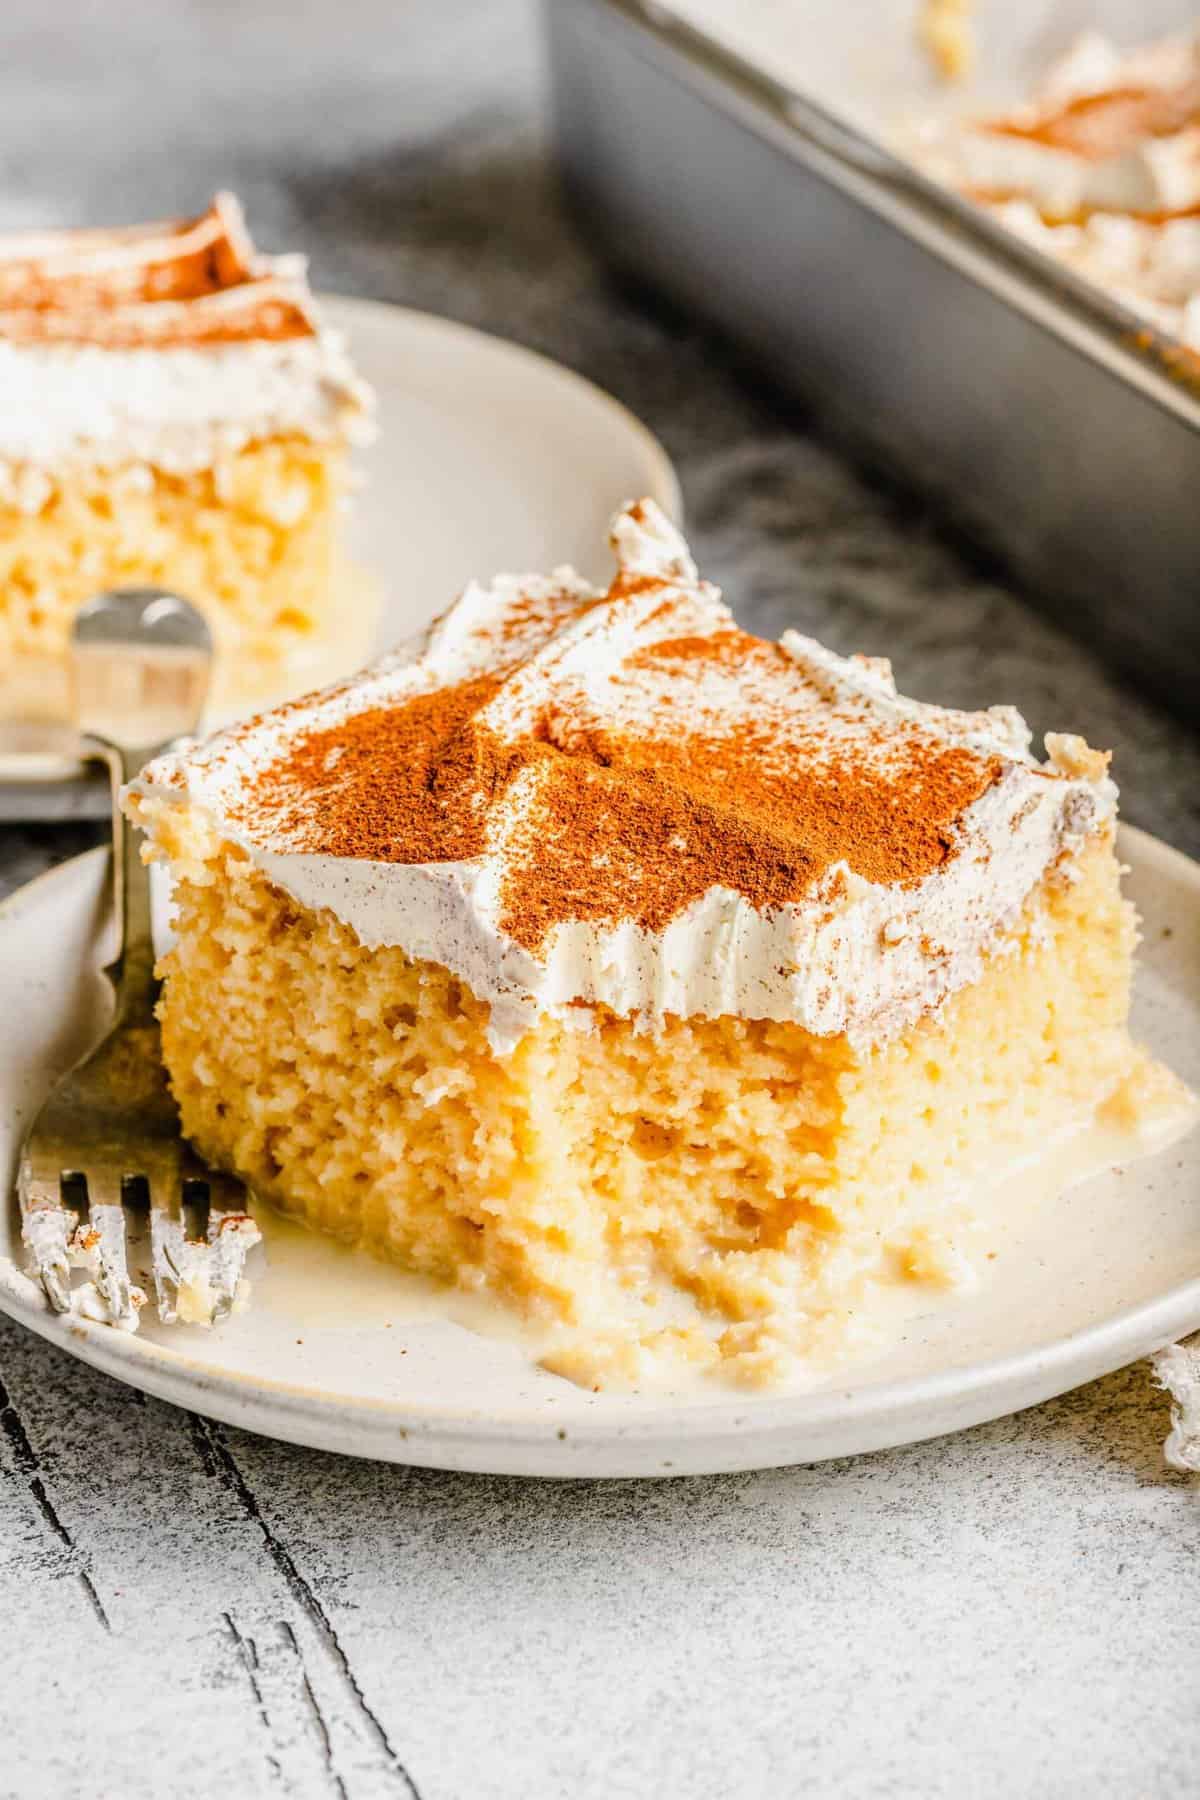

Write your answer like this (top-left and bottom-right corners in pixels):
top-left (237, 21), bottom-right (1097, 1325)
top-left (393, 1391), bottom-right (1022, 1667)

top-left (913, 32), bottom-right (1200, 352)
top-left (0, 192), bottom-right (373, 484)
top-left (130, 502), bottom-right (1117, 1056)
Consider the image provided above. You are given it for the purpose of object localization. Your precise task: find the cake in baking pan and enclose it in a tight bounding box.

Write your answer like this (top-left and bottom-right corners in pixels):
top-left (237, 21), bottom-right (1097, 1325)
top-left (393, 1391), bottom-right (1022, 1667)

top-left (915, 31), bottom-right (1200, 355)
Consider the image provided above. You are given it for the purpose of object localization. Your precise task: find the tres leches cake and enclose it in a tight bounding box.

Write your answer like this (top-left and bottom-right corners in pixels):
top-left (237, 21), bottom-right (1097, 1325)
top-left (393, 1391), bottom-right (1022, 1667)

top-left (126, 501), bottom-right (1189, 1386)
top-left (914, 32), bottom-right (1200, 356)
top-left (0, 192), bottom-right (374, 719)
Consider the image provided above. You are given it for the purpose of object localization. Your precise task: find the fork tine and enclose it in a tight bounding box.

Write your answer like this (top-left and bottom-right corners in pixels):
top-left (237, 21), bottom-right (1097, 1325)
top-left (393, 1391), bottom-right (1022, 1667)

top-left (18, 1160), bottom-right (76, 1314)
top-left (73, 1170), bottom-right (141, 1331)
top-left (148, 1148), bottom-right (261, 1327)
top-left (146, 1146), bottom-right (195, 1325)
top-left (204, 1170), bottom-right (261, 1322)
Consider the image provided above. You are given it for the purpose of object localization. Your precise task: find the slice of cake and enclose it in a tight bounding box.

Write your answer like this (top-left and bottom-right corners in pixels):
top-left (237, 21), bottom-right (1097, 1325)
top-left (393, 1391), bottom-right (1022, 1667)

top-left (126, 500), bottom-right (1183, 1385)
top-left (0, 192), bottom-right (375, 721)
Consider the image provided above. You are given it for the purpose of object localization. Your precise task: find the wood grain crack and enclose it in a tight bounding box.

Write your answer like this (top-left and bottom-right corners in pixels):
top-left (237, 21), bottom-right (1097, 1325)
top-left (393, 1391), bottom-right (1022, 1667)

top-left (282, 1618), bottom-right (349, 1800)
top-left (192, 1415), bottom-right (422, 1799)
top-left (223, 1611), bottom-right (285, 1786)
top-left (0, 1374), bottom-right (110, 1633)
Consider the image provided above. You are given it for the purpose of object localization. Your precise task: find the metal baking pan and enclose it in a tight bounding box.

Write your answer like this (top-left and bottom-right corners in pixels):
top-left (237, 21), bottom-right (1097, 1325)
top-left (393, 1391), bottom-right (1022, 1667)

top-left (546, 0), bottom-right (1200, 713)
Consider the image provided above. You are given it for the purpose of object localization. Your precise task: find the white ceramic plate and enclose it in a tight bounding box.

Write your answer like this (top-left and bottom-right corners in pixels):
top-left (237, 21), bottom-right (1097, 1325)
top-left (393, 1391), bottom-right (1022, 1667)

top-left (0, 295), bottom-right (681, 808)
top-left (1, 826), bottom-right (1198, 1477)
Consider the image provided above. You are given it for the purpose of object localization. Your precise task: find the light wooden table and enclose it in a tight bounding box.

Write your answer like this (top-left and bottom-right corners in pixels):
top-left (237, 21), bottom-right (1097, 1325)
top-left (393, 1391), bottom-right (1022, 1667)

top-left (2, 3), bottom-right (1197, 1794)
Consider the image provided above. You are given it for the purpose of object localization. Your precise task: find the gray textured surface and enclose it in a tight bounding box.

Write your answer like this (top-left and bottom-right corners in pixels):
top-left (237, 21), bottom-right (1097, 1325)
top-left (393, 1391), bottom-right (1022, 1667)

top-left (1, 3), bottom-right (1197, 1796)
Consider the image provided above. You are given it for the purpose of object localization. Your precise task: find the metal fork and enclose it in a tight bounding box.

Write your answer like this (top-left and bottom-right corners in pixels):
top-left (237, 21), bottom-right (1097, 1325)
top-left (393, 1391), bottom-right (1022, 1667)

top-left (17, 590), bottom-right (261, 1331)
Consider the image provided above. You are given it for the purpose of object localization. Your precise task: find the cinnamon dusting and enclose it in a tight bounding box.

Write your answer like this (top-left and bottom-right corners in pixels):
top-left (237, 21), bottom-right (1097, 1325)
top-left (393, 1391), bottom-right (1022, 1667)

top-left (236, 596), bottom-right (1005, 954)
top-left (0, 193), bottom-right (317, 347)
top-left (986, 79), bottom-right (1200, 157)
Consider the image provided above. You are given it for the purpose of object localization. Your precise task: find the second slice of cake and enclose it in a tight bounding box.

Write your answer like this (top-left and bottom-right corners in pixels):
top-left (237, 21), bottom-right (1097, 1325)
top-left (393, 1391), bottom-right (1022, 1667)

top-left (127, 501), bottom-right (1170, 1384)
top-left (0, 192), bottom-right (375, 719)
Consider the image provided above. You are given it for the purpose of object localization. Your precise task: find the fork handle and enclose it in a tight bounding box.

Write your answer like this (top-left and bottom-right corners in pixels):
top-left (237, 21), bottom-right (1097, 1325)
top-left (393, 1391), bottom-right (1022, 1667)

top-left (83, 736), bottom-right (167, 1024)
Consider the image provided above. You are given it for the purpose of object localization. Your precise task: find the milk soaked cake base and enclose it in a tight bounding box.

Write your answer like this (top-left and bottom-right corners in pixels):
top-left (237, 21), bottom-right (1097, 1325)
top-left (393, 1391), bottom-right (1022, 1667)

top-left (148, 819), bottom-right (1136, 1386)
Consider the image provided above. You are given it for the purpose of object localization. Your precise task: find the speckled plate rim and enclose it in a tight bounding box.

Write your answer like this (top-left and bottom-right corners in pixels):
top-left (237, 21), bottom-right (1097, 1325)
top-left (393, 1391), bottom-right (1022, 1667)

top-left (1, 823), bottom-right (1198, 1479)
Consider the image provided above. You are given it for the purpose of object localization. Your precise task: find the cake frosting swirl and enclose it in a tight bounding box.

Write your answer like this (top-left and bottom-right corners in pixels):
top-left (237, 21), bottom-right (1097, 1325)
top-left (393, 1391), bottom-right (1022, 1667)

top-left (130, 500), bottom-right (1117, 1055)
top-left (0, 192), bottom-right (372, 483)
